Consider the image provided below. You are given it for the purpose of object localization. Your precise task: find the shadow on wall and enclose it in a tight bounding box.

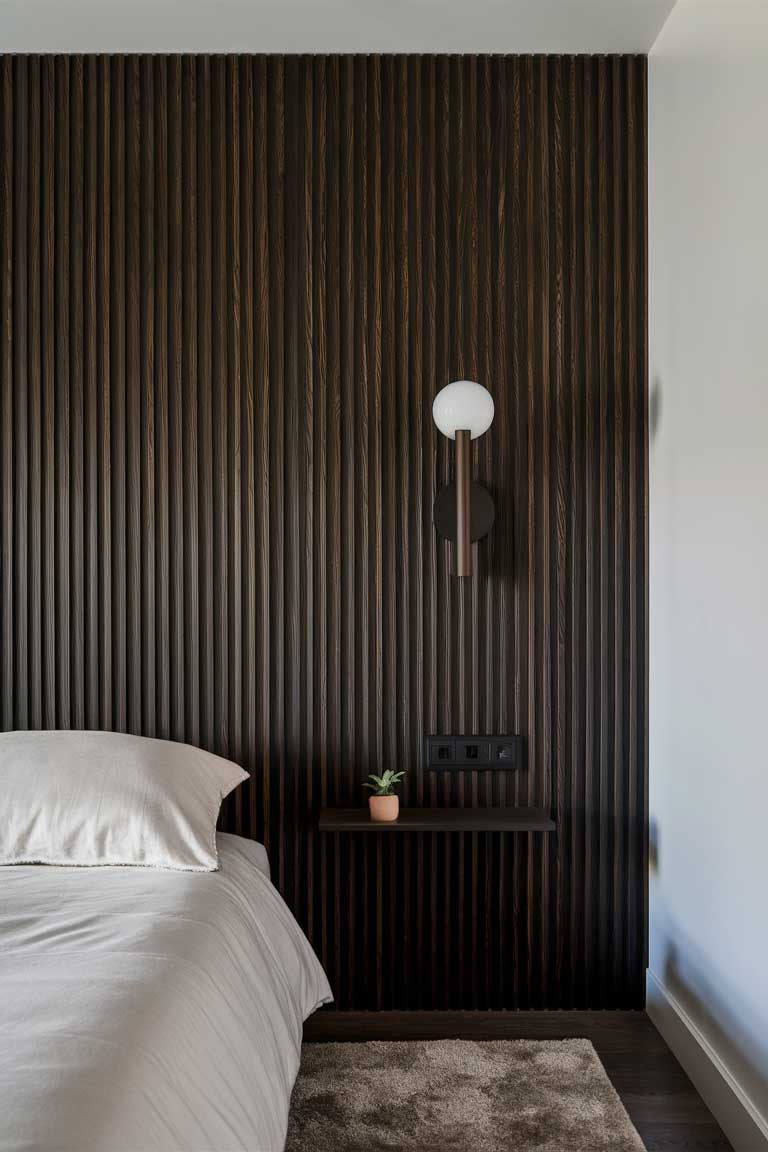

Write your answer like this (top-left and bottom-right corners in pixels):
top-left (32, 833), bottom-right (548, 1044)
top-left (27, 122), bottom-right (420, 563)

top-left (650, 375), bottom-right (662, 444)
top-left (661, 922), bottom-right (768, 1132)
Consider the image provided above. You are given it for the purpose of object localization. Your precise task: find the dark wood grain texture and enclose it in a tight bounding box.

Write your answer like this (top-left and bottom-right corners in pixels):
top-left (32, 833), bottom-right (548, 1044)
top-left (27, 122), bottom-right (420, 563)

top-left (0, 54), bottom-right (648, 1011)
top-left (303, 1012), bottom-right (732, 1152)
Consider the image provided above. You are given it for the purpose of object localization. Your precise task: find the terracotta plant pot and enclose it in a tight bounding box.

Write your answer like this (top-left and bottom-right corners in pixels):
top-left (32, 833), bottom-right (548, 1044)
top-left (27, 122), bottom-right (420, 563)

top-left (369, 794), bottom-right (399, 823)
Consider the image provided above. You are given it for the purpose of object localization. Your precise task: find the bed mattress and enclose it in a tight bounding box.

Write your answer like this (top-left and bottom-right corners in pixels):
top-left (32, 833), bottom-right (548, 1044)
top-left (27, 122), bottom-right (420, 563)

top-left (0, 833), bottom-right (332, 1152)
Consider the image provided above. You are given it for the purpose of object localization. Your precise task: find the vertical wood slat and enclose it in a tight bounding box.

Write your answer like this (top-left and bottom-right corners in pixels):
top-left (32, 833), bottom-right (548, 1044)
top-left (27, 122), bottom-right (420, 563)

top-left (55, 57), bottom-right (72, 729)
top-left (41, 57), bottom-right (56, 729)
top-left (70, 57), bottom-right (84, 731)
top-left (154, 56), bottom-right (169, 742)
top-left (167, 55), bottom-right (183, 744)
top-left (28, 58), bottom-right (42, 731)
top-left (0, 54), bottom-right (647, 1012)
top-left (83, 55), bottom-right (98, 731)
top-left (13, 57), bottom-right (29, 732)
top-left (197, 56), bottom-right (214, 757)
top-left (110, 55), bottom-right (126, 734)
top-left (181, 56), bottom-right (199, 748)
top-left (97, 55), bottom-right (112, 732)
top-left (1, 57), bottom-right (13, 731)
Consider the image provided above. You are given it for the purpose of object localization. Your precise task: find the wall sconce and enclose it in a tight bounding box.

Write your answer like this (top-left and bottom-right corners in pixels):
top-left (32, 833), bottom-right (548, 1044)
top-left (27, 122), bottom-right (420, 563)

top-left (432, 380), bottom-right (495, 577)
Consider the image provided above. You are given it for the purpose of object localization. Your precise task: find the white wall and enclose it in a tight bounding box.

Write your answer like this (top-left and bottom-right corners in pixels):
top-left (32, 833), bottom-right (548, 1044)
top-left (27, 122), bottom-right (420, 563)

top-left (649, 2), bottom-right (768, 1146)
top-left (0, 0), bottom-right (675, 54)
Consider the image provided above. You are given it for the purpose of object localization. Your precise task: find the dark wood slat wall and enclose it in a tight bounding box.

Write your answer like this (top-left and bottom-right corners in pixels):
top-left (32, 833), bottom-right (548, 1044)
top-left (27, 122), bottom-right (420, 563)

top-left (0, 54), bottom-right (648, 1011)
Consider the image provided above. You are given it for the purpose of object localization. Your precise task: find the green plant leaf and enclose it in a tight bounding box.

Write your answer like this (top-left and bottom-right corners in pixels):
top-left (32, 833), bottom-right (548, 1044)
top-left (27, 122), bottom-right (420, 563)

top-left (363, 769), bottom-right (406, 796)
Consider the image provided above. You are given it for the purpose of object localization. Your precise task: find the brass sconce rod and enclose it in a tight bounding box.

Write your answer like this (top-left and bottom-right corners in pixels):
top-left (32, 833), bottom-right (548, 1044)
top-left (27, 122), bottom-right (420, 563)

top-left (455, 429), bottom-right (472, 577)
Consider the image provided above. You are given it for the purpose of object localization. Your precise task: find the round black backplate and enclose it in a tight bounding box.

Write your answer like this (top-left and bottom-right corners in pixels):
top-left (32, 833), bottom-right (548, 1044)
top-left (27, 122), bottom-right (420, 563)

top-left (433, 482), bottom-right (495, 543)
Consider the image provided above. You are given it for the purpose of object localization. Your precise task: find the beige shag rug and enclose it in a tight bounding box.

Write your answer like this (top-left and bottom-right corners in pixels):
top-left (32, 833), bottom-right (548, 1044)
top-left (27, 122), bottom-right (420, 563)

top-left (286, 1039), bottom-right (645, 1151)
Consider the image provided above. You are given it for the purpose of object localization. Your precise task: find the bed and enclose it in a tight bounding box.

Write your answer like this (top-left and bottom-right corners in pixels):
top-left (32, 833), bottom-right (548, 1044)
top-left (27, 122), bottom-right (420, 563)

top-left (0, 832), bottom-right (332, 1152)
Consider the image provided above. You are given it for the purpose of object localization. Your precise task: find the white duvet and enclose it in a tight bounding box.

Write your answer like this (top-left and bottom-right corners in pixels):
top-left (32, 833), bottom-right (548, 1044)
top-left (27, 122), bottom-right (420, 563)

top-left (0, 834), bottom-right (332, 1152)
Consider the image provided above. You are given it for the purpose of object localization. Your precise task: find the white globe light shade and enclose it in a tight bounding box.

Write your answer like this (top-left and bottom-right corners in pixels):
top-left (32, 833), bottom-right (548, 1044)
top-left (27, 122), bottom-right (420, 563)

top-left (432, 380), bottom-right (494, 441)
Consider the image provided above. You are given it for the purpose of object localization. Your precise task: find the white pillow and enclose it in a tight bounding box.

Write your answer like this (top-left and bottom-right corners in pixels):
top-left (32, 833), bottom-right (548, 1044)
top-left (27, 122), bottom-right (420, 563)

top-left (0, 730), bottom-right (248, 871)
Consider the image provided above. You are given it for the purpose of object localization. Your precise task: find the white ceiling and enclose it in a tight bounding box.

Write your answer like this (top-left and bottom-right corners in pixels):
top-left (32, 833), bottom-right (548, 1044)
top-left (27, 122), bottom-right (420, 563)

top-left (0, 0), bottom-right (677, 54)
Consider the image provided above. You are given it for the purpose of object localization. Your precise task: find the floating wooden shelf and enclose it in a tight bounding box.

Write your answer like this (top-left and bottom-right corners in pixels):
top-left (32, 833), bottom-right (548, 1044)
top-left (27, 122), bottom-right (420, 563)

top-left (318, 807), bottom-right (556, 833)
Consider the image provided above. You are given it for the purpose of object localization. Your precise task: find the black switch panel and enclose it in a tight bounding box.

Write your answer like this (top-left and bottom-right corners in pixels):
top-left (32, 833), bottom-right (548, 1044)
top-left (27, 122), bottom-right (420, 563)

top-left (425, 735), bottom-right (524, 772)
top-left (456, 739), bottom-right (491, 764)
top-left (495, 741), bottom-right (517, 763)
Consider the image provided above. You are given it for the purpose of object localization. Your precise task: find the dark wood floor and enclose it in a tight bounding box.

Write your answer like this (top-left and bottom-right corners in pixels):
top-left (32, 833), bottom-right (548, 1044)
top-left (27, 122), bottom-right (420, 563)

top-left (304, 1011), bottom-right (731, 1152)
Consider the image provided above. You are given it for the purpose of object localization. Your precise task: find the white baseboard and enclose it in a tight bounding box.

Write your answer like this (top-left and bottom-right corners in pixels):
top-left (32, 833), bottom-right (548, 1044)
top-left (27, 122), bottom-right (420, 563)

top-left (646, 969), bottom-right (768, 1151)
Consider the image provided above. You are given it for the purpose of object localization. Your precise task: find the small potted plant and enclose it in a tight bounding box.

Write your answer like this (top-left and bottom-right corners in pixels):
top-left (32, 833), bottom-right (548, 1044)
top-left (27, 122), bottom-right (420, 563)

top-left (363, 769), bottom-right (405, 822)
